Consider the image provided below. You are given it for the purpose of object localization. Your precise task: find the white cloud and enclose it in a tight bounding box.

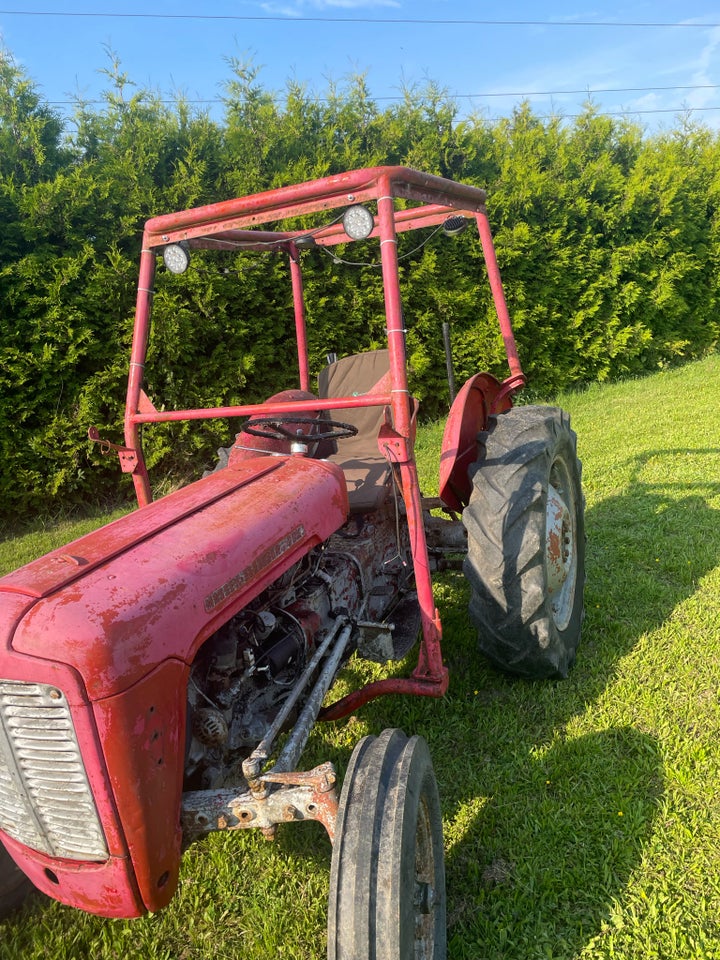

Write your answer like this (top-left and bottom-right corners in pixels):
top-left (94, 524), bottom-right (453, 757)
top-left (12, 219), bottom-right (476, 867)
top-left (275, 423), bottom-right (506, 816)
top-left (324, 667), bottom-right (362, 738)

top-left (462, 15), bottom-right (720, 125)
top-left (687, 24), bottom-right (720, 110)
top-left (260, 0), bottom-right (400, 14)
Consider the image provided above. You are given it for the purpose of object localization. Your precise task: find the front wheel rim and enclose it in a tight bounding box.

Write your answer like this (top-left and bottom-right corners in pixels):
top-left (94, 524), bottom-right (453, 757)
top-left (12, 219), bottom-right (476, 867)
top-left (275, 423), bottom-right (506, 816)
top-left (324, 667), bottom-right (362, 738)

top-left (545, 456), bottom-right (578, 632)
top-left (413, 796), bottom-right (439, 957)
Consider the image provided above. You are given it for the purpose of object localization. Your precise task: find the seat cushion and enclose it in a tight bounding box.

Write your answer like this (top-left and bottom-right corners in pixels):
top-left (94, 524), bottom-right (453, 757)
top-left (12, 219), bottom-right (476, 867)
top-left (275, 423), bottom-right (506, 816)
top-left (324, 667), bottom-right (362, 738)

top-left (325, 454), bottom-right (391, 513)
top-left (317, 350), bottom-right (390, 453)
top-left (318, 350), bottom-right (392, 512)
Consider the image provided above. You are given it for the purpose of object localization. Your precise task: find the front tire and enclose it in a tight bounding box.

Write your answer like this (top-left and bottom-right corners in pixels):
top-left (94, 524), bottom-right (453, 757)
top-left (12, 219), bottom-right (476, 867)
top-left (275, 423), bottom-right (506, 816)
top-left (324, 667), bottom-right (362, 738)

top-left (0, 840), bottom-right (34, 918)
top-left (328, 729), bottom-right (446, 960)
top-left (463, 405), bottom-right (585, 679)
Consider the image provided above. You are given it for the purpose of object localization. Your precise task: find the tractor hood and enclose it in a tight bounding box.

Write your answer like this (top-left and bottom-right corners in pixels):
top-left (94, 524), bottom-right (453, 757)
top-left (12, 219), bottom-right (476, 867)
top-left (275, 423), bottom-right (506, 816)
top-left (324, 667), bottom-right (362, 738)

top-left (0, 455), bottom-right (348, 700)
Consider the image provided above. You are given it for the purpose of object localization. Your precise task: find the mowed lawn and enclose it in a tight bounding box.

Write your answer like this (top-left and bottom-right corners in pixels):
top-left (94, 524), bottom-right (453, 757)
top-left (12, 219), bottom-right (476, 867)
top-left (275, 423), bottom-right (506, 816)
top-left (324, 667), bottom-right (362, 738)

top-left (1, 353), bottom-right (720, 959)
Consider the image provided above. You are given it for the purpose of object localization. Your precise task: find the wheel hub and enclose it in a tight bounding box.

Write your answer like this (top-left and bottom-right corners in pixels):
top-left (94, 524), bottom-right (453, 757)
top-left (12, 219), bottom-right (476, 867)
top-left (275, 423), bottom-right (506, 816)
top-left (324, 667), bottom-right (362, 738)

top-left (413, 880), bottom-right (434, 913)
top-left (414, 798), bottom-right (437, 957)
top-left (545, 480), bottom-right (576, 631)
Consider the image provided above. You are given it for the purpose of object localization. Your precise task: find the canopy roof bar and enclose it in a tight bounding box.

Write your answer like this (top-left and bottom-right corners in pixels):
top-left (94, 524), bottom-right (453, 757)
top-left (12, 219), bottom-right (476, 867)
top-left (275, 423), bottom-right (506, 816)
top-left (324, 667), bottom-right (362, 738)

top-left (175, 204), bottom-right (477, 253)
top-left (144, 166), bottom-right (487, 247)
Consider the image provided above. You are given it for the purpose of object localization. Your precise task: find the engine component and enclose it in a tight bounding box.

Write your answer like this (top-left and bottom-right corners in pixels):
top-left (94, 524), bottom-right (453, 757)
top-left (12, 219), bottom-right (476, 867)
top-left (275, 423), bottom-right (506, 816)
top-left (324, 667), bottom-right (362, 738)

top-left (183, 510), bottom-right (412, 792)
top-left (192, 708), bottom-right (228, 746)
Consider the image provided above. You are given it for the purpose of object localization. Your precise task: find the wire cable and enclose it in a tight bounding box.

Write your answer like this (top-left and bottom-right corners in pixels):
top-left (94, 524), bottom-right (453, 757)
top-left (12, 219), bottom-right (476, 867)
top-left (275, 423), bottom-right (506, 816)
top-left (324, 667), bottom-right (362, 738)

top-left (1, 11), bottom-right (720, 27)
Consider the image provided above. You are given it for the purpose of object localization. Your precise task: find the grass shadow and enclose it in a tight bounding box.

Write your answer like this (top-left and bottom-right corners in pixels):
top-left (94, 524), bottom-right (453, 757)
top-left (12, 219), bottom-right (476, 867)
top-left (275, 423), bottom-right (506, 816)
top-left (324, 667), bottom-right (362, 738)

top-left (391, 451), bottom-right (720, 958)
top-left (444, 726), bottom-right (663, 959)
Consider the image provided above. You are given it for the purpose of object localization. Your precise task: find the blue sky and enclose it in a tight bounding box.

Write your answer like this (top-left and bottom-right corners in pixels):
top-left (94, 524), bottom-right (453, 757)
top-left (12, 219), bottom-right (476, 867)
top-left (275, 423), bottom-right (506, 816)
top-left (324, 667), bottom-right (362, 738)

top-left (2, 1), bottom-right (720, 130)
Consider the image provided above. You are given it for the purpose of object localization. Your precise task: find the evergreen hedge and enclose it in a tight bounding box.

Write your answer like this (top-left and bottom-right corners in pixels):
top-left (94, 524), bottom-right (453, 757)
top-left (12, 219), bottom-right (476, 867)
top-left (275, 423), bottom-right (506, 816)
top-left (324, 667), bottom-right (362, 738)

top-left (1, 51), bottom-right (718, 522)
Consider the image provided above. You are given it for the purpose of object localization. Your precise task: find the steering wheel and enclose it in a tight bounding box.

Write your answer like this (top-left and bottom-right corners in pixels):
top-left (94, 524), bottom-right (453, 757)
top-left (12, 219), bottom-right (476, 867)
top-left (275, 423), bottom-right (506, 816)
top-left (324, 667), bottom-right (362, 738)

top-left (243, 415), bottom-right (358, 442)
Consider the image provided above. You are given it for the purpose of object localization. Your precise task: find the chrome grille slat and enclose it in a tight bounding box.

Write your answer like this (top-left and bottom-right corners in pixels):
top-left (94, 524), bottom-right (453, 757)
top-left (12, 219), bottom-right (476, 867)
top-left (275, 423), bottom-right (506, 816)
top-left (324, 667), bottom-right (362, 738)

top-left (26, 786), bottom-right (88, 798)
top-left (0, 680), bottom-right (109, 860)
top-left (16, 760), bottom-right (85, 771)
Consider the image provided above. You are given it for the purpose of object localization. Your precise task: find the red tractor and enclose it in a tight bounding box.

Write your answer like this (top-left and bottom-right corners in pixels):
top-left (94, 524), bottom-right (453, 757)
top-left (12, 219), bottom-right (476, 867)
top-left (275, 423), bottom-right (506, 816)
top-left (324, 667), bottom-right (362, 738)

top-left (0, 167), bottom-right (584, 958)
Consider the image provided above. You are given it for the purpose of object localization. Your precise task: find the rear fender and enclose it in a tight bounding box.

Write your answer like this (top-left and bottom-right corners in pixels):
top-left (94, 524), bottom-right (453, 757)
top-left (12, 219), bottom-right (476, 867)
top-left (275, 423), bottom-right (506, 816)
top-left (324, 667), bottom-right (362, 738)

top-left (438, 373), bottom-right (512, 512)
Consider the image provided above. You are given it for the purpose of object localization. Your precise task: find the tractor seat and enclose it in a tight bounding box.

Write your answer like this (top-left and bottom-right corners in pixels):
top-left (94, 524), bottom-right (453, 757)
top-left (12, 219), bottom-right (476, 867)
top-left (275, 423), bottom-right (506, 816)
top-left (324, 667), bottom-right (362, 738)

top-left (318, 350), bottom-right (393, 513)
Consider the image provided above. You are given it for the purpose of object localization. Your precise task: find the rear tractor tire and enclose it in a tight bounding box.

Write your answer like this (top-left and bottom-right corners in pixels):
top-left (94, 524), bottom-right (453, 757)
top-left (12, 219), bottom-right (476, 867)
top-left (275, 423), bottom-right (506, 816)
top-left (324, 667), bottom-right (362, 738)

top-left (328, 729), bottom-right (446, 960)
top-left (463, 405), bottom-right (585, 679)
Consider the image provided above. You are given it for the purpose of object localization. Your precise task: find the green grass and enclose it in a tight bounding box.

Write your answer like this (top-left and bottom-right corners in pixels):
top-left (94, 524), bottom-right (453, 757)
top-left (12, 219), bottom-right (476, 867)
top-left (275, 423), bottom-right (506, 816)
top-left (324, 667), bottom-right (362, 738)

top-left (2, 354), bottom-right (720, 958)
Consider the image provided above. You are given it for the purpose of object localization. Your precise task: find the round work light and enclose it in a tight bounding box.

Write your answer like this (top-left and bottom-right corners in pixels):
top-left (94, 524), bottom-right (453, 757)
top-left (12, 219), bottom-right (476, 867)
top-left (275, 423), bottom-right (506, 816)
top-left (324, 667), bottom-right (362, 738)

top-left (162, 242), bottom-right (190, 274)
top-left (342, 204), bottom-right (374, 241)
top-left (442, 216), bottom-right (468, 237)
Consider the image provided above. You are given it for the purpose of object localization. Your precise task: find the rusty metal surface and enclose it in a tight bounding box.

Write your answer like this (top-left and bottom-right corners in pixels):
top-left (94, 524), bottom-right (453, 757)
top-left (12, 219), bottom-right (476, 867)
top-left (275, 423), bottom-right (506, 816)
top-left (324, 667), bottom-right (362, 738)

top-left (182, 763), bottom-right (339, 843)
top-left (241, 620), bottom-right (351, 784)
top-left (184, 508), bottom-right (415, 801)
top-left (118, 165), bottom-right (518, 735)
top-left (91, 658), bottom-right (189, 913)
top-left (0, 458), bottom-right (348, 914)
top-left (0, 829), bottom-right (145, 919)
top-left (143, 167), bottom-right (487, 244)
top-left (0, 459), bottom-right (280, 600)
top-left (0, 165), bottom-right (528, 920)
top-left (268, 623), bottom-right (353, 777)
top-left (87, 426), bottom-right (139, 474)
top-left (423, 515), bottom-right (467, 552)
top-left (124, 168), bottom-right (502, 509)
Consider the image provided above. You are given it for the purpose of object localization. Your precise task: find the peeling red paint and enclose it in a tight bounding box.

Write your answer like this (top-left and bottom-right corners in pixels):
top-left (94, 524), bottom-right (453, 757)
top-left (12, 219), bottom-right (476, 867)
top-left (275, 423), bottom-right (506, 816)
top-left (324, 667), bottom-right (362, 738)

top-left (9, 457), bottom-right (347, 699)
top-left (438, 372), bottom-right (513, 512)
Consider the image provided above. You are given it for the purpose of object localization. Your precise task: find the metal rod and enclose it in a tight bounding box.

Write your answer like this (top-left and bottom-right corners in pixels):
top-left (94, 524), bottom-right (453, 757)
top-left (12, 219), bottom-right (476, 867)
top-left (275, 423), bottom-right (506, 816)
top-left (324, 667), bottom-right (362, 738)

top-left (129, 392), bottom-right (393, 425)
top-left (474, 209), bottom-right (525, 383)
top-left (269, 622), bottom-right (354, 775)
top-left (288, 247), bottom-right (311, 392)
top-left (442, 321), bottom-right (456, 404)
top-left (125, 243), bottom-right (156, 506)
top-left (144, 166), bottom-right (487, 241)
top-left (244, 618), bottom-right (349, 777)
top-left (377, 175), bottom-right (412, 441)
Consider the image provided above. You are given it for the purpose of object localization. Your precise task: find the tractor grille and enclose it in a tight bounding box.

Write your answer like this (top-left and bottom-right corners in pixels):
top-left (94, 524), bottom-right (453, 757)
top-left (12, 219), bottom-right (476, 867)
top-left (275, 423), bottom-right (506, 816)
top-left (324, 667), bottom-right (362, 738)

top-left (0, 680), bottom-right (108, 860)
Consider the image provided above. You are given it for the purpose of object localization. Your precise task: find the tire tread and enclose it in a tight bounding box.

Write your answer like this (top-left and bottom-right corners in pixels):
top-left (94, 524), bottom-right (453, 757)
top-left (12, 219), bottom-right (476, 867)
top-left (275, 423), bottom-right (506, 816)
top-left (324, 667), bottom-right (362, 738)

top-left (463, 405), bottom-right (585, 679)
